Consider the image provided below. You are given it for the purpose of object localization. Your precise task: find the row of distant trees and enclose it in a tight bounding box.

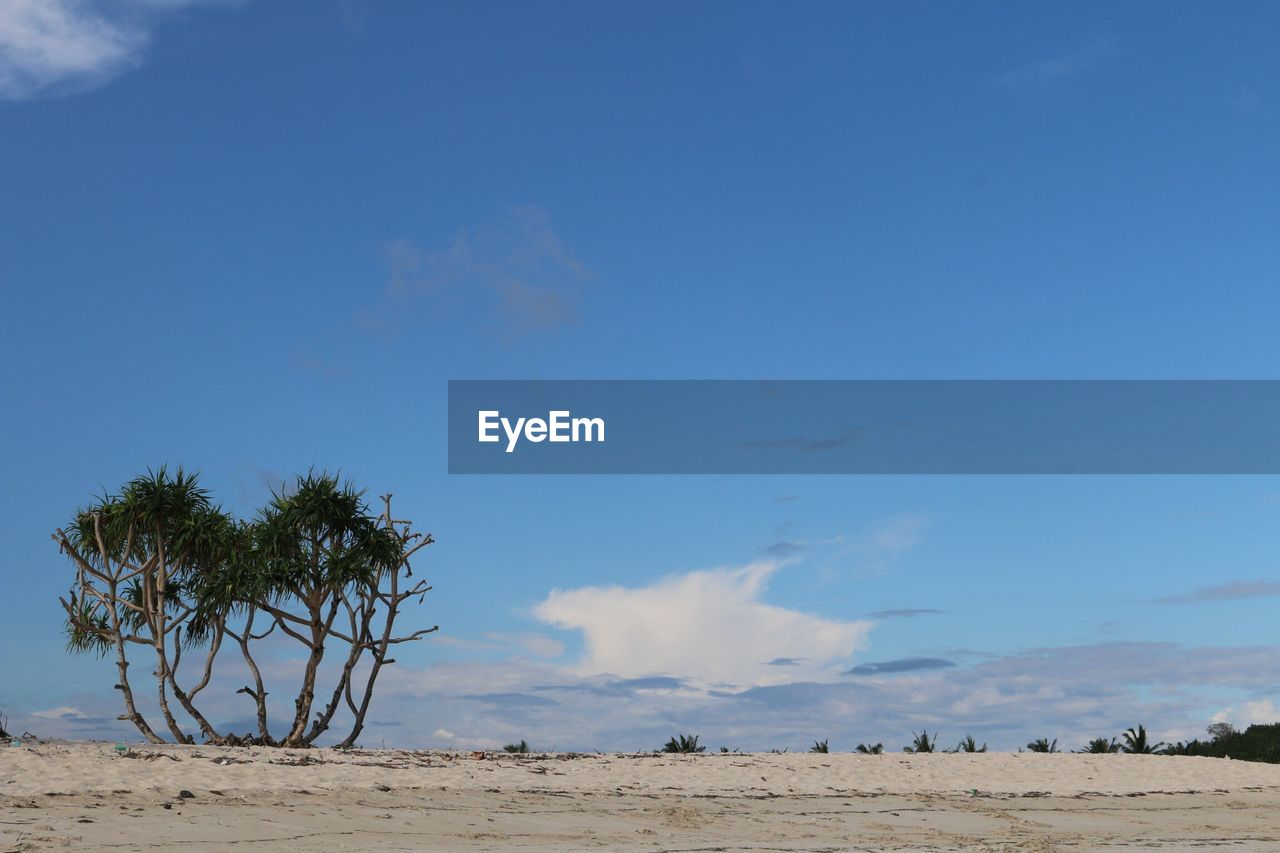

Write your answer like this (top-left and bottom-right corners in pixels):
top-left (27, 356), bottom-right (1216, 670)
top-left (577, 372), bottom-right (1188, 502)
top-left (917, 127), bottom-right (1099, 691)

top-left (55, 468), bottom-right (435, 748)
top-left (647, 722), bottom-right (1280, 760)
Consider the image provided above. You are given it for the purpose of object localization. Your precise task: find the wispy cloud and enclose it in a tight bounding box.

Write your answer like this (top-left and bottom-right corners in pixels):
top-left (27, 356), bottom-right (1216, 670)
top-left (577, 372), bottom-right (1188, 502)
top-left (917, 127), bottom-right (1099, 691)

top-left (533, 559), bottom-right (872, 687)
top-left (995, 33), bottom-right (1118, 89)
top-left (846, 656), bottom-right (956, 676)
top-left (1228, 85), bottom-right (1265, 117)
top-left (830, 514), bottom-right (929, 578)
top-left (1157, 579), bottom-right (1280, 605)
top-left (361, 206), bottom-right (593, 341)
top-left (866, 515), bottom-right (928, 556)
top-left (762, 540), bottom-right (804, 558)
top-left (319, 640), bottom-right (1280, 752)
top-left (481, 632), bottom-right (566, 659)
top-left (739, 426), bottom-right (864, 453)
top-left (0, 0), bottom-right (238, 101)
top-left (865, 608), bottom-right (947, 620)
top-left (16, 629), bottom-right (1280, 754)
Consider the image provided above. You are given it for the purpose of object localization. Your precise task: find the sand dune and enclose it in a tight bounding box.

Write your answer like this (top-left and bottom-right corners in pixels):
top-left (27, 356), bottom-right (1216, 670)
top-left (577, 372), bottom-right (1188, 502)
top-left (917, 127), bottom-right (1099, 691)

top-left (5, 741), bottom-right (1280, 850)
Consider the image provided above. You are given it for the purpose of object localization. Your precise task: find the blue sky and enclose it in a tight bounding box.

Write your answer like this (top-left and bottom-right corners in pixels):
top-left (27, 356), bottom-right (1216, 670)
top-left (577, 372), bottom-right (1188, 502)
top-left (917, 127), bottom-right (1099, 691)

top-left (4, 0), bottom-right (1280, 751)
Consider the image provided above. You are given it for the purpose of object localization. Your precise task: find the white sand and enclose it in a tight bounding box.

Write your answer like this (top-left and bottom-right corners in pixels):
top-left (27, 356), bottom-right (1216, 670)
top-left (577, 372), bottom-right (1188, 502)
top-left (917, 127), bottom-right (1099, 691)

top-left (5, 741), bottom-right (1280, 850)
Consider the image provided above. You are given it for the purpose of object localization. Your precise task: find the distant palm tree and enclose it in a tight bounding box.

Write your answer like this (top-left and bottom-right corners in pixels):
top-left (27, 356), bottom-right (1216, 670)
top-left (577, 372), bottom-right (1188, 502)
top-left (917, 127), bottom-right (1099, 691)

top-left (1078, 737), bottom-right (1121, 754)
top-left (956, 735), bottom-right (987, 753)
top-left (810, 739), bottom-right (830, 753)
top-left (662, 734), bottom-right (706, 753)
top-left (1026, 737), bottom-right (1059, 753)
top-left (855, 742), bottom-right (884, 754)
top-left (503, 740), bottom-right (530, 754)
top-left (1121, 725), bottom-right (1165, 754)
top-left (903, 730), bottom-right (938, 753)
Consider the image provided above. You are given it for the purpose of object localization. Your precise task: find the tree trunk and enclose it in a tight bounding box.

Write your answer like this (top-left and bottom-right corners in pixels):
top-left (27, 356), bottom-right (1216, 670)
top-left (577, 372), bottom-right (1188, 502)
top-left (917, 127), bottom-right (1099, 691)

top-left (167, 627), bottom-right (226, 744)
top-left (114, 637), bottom-right (163, 744)
top-left (233, 608), bottom-right (273, 744)
top-left (281, 598), bottom-right (339, 747)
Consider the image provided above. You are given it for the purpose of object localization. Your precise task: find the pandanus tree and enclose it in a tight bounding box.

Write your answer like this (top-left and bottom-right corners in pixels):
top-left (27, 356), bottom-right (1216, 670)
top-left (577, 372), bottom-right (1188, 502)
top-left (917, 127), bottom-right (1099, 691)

top-left (56, 469), bottom-right (237, 744)
top-left (225, 473), bottom-right (436, 747)
top-left (57, 468), bottom-right (435, 747)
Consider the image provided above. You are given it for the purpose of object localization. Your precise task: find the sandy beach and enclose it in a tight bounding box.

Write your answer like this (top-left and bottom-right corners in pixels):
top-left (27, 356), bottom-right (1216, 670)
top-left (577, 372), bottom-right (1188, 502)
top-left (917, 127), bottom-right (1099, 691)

top-left (3, 742), bottom-right (1280, 850)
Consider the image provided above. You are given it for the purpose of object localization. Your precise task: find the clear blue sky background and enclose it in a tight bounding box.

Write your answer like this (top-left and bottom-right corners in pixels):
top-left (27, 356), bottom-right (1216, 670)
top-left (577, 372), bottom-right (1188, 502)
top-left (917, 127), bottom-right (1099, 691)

top-left (3, 0), bottom-right (1280, 750)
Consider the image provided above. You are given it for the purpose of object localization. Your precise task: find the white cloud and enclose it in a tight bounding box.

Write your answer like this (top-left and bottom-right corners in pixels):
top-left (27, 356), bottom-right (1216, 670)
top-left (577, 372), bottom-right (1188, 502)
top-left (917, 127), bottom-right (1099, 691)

top-left (1211, 698), bottom-right (1280, 729)
top-left (30, 705), bottom-right (91, 720)
top-left (533, 559), bottom-right (872, 687)
top-left (0, 0), bottom-right (236, 100)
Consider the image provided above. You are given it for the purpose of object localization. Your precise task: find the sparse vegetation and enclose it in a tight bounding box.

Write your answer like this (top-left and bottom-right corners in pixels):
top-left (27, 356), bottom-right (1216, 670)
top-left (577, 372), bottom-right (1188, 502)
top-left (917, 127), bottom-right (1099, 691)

top-left (1026, 737), bottom-right (1059, 753)
top-left (662, 734), bottom-right (705, 753)
top-left (955, 735), bottom-right (987, 753)
top-left (903, 730), bottom-right (938, 753)
top-left (810, 739), bottom-right (829, 753)
top-left (504, 740), bottom-right (531, 753)
top-left (856, 742), bottom-right (884, 754)
top-left (1121, 725), bottom-right (1165, 754)
top-left (1079, 737), bottom-right (1121, 753)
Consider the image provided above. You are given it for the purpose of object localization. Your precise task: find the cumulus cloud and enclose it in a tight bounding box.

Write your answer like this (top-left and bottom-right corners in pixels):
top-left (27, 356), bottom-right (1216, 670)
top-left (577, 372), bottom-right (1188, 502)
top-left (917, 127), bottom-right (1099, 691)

top-left (1212, 698), bottom-right (1280, 729)
top-left (533, 559), bottom-right (872, 687)
top-left (0, 0), bottom-right (236, 100)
